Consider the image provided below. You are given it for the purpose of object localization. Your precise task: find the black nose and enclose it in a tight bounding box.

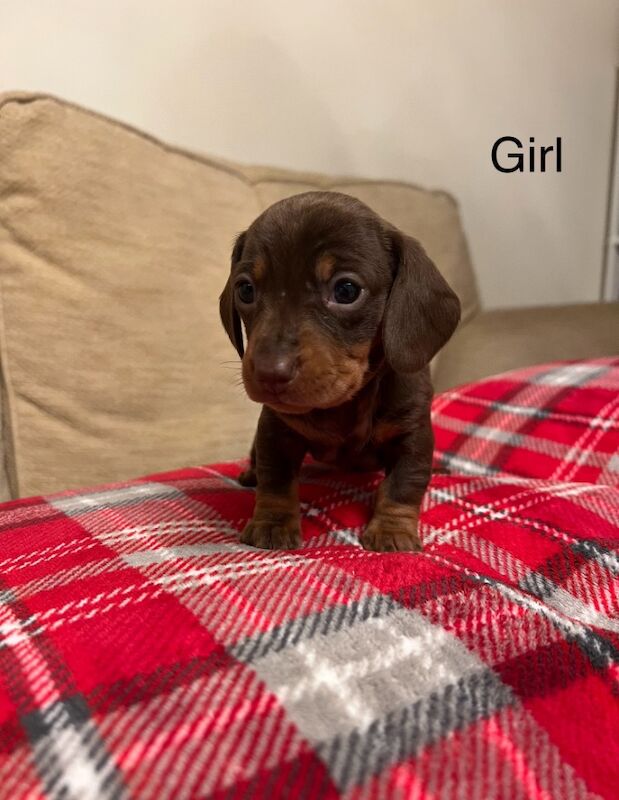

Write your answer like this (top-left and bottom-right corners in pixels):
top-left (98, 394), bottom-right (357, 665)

top-left (253, 353), bottom-right (297, 391)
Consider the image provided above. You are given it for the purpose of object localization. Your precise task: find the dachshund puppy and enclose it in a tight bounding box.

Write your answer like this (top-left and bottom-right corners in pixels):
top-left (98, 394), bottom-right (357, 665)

top-left (220, 191), bottom-right (460, 552)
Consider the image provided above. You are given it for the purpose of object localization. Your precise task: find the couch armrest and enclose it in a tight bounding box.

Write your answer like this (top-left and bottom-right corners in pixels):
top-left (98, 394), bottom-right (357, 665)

top-left (433, 302), bottom-right (619, 392)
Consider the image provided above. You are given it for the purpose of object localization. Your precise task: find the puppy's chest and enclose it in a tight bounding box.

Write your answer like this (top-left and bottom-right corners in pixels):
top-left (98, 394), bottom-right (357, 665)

top-left (283, 408), bottom-right (401, 468)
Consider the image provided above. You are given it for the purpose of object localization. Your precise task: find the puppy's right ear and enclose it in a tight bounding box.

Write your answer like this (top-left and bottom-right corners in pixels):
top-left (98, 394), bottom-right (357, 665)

top-left (219, 232), bottom-right (246, 357)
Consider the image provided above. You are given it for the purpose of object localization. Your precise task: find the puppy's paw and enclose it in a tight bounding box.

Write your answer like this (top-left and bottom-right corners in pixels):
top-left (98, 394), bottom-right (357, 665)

top-left (241, 515), bottom-right (301, 550)
top-left (361, 514), bottom-right (422, 553)
top-left (238, 467), bottom-right (257, 487)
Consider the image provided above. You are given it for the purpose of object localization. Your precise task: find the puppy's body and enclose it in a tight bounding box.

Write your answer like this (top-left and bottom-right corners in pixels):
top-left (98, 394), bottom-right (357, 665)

top-left (260, 366), bottom-right (432, 472)
top-left (220, 191), bottom-right (460, 552)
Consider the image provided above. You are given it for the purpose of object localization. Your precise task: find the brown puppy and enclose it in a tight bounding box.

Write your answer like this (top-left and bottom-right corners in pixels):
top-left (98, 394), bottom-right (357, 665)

top-left (219, 191), bottom-right (460, 552)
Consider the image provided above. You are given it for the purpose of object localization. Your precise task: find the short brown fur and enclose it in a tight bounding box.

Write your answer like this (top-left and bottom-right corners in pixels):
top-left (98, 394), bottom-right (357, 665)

top-left (219, 191), bottom-right (460, 552)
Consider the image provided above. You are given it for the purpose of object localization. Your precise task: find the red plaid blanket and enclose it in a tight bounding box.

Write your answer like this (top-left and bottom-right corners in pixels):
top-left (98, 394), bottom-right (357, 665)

top-left (433, 358), bottom-right (619, 485)
top-left (1, 358), bottom-right (618, 799)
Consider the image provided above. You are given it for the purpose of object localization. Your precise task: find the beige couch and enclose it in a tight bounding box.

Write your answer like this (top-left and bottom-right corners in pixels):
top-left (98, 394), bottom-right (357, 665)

top-left (0, 92), bottom-right (616, 501)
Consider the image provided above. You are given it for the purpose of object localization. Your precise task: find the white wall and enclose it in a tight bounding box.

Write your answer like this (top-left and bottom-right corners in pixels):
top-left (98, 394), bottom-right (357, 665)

top-left (2, 0), bottom-right (618, 308)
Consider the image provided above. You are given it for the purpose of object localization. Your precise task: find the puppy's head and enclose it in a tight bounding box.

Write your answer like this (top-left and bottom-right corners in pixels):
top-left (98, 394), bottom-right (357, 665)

top-left (220, 191), bottom-right (460, 414)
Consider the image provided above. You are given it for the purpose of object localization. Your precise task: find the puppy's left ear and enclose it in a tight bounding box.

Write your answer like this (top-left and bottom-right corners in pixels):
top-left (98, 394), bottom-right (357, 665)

top-left (382, 227), bottom-right (461, 373)
top-left (219, 232), bottom-right (246, 357)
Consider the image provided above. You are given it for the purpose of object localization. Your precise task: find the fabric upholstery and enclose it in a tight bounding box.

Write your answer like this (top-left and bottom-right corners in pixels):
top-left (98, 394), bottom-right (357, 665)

top-left (0, 359), bottom-right (618, 798)
top-left (434, 301), bottom-right (619, 392)
top-left (0, 92), bottom-right (480, 499)
top-left (0, 93), bottom-right (264, 498)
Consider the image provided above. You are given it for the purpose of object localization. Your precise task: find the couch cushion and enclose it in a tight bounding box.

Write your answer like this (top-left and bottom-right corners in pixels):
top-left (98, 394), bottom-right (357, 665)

top-left (1, 359), bottom-right (617, 798)
top-left (0, 93), bottom-right (261, 497)
top-left (0, 93), bottom-right (479, 498)
top-left (433, 302), bottom-right (619, 392)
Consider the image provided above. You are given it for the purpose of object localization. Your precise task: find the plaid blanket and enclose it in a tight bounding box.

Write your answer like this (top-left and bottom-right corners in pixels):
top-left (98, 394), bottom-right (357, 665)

top-left (433, 358), bottom-right (619, 485)
top-left (1, 358), bottom-right (618, 799)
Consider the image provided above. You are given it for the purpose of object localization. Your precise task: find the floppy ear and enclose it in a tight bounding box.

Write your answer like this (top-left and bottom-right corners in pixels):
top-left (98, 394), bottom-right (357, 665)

top-left (219, 232), bottom-right (246, 357)
top-left (382, 227), bottom-right (461, 373)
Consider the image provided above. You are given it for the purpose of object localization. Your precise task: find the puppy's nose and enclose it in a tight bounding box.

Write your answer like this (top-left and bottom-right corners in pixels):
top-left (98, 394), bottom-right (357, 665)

top-left (253, 353), bottom-right (297, 391)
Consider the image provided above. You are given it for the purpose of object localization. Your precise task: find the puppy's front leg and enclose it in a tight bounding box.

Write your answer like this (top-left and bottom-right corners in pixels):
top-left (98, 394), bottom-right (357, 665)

top-left (241, 407), bottom-right (307, 550)
top-left (361, 426), bottom-right (433, 553)
top-left (238, 437), bottom-right (257, 487)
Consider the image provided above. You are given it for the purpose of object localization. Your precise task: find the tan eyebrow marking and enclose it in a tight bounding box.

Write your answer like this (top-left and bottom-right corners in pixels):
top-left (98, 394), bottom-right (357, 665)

top-left (315, 254), bottom-right (336, 282)
top-left (253, 257), bottom-right (267, 280)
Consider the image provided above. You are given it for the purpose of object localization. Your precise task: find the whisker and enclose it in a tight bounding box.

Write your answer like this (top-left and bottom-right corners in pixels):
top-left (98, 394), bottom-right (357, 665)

top-left (224, 375), bottom-right (247, 389)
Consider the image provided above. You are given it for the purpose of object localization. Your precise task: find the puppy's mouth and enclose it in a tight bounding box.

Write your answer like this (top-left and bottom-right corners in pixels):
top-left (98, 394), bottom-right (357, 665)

top-left (243, 373), bottom-right (367, 415)
top-left (243, 382), bottom-right (315, 415)
top-left (252, 389), bottom-right (312, 414)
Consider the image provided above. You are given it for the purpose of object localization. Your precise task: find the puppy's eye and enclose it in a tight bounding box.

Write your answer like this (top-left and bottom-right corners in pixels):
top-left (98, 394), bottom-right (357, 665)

top-left (332, 279), bottom-right (362, 305)
top-left (236, 281), bottom-right (255, 304)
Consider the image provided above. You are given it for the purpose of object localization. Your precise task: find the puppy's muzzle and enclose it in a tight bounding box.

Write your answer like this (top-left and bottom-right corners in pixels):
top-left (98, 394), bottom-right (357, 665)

top-left (251, 346), bottom-right (298, 395)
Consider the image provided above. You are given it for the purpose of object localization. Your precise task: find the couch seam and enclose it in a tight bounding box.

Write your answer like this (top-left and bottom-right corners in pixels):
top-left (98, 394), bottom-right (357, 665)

top-left (0, 269), bottom-right (22, 499)
top-left (0, 92), bottom-right (255, 187)
top-left (251, 176), bottom-right (461, 206)
top-left (0, 92), bottom-right (461, 205)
